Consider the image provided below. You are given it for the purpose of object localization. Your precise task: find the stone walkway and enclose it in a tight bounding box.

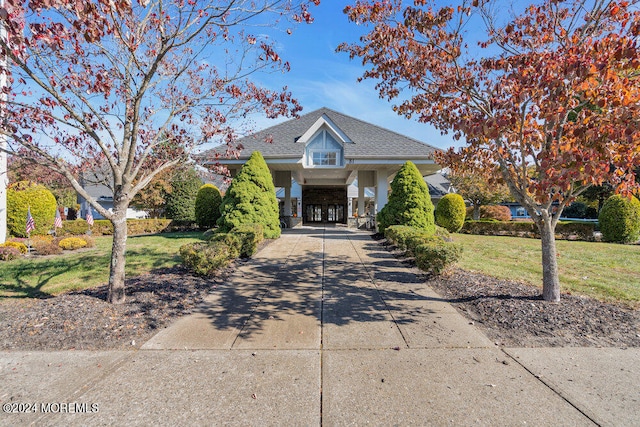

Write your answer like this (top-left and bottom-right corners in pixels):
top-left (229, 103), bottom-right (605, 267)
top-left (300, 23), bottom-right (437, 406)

top-left (1, 227), bottom-right (638, 426)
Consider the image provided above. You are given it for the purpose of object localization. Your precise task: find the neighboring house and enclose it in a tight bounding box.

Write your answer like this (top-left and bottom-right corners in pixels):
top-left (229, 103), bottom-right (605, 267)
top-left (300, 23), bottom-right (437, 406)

top-left (502, 202), bottom-right (531, 219)
top-left (78, 171), bottom-right (148, 220)
top-left (198, 107), bottom-right (440, 226)
top-left (424, 172), bottom-right (454, 205)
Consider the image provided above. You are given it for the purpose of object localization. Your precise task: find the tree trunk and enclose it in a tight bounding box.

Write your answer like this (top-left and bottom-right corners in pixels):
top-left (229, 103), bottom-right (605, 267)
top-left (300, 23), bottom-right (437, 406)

top-left (473, 204), bottom-right (480, 220)
top-left (107, 208), bottom-right (128, 304)
top-left (538, 218), bottom-right (560, 302)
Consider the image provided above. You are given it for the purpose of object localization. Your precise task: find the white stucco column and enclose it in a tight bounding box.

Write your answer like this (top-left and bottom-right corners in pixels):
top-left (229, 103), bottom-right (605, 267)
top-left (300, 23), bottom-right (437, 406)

top-left (357, 184), bottom-right (365, 216)
top-left (284, 185), bottom-right (292, 216)
top-left (375, 169), bottom-right (388, 213)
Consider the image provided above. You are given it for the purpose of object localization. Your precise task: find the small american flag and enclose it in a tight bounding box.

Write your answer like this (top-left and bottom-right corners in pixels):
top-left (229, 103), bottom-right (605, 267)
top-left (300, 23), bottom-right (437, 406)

top-left (26, 207), bottom-right (36, 234)
top-left (54, 209), bottom-right (63, 229)
top-left (86, 208), bottom-right (94, 227)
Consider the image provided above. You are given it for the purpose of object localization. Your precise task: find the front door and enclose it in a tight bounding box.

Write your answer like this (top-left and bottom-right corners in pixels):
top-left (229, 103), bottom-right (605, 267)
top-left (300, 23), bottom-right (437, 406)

top-left (327, 204), bottom-right (344, 222)
top-left (306, 204), bottom-right (323, 222)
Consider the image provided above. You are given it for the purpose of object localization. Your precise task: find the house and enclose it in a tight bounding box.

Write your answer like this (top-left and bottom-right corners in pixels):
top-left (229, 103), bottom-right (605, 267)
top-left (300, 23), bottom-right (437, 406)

top-left (424, 172), bottom-right (454, 205)
top-left (78, 170), bottom-right (148, 220)
top-left (198, 107), bottom-right (440, 227)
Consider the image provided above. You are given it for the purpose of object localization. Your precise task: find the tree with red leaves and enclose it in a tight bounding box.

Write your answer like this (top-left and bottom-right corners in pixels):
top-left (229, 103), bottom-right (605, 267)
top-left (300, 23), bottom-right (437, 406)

top-left (0, 0), bottom-right (319, 303)
top-left (340, 0), bottom-right (640, 301)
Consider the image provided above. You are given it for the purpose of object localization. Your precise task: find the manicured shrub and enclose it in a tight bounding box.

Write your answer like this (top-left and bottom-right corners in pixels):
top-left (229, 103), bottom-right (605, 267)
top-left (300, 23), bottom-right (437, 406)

top-left (434, 226), bottom-right (453, 241)
top-left (465, 205), bottom-right (512, 221)
top-left (195, 184), bottom-right (222, 230)
top-left (7, 181), bottom-right (57, 237)
top-left (208, 232), bottom-right (243, 253)
top-left (1, 241), bottom-right (28, 254)
top-left (599, 195), bottom-right (640, 243)
top-left (414, 239), bottom-right (462, 275)
top-left (179, 241), bottom-right (236, 276)
top-left (58, 237), bottom-right (88, 250)
top-left (0, 246), bottom-right (21, 261)
top-left (33, 240), bottom-right (63, 255)
top-left (218, 152), bottom-right (281, 239)
top-left (384, 225), bottom-right (418, 251)
top-left (231, 223), bottom-right (264, 257)
top-left (165, 167), bottom-right (203, 222)
top-left (377, 161), bottom-right (435, 235)
top-left (435, 193), bottom-right (466, 233)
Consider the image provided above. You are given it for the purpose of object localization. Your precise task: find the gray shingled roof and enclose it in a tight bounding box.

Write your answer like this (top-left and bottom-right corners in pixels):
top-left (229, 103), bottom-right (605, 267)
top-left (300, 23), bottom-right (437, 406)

top-left (199, 107), bottom-right (438, 161)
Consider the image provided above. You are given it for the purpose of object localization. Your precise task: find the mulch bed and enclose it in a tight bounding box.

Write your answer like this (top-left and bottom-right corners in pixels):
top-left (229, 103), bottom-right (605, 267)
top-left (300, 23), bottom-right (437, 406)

top-left (0, 266), bottom-right (225, 351)
top-left (1, 236), bottom-right (638, 350)
top-left (377, 236), bottom-right (640, 348)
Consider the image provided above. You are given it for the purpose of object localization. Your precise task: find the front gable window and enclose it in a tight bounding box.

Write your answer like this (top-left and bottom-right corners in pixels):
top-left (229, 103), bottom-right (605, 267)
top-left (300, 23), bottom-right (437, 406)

top-left (306, 130), bottom-right (343, 167)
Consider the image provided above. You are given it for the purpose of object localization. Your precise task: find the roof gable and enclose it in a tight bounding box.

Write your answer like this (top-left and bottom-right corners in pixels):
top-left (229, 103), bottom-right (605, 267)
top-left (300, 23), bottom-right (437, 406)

top-left (200, 107), bottom-right (438, 161)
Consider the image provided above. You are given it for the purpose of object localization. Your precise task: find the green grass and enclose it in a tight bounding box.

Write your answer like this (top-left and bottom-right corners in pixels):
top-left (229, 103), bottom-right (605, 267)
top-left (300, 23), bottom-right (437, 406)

top-left (453, 233), bottom-right (640, 306)
top-left (0, 232), bottom-right (204, 298)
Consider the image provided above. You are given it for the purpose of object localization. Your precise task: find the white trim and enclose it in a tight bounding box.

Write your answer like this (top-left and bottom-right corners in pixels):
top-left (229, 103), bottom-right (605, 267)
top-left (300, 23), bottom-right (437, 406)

top-left (297, 114), bottom-right (352, 144)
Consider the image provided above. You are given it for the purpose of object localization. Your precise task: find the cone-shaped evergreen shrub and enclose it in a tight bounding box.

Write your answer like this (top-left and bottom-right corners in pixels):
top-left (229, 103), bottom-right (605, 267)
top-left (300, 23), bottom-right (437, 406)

top-left (165, 168), bottom-right (203, 222)
top-left (435, 193), bottom-right (466, 233)
top-left (217, 151), bottom-right (281, 238)
top-left (7, 181), bottom-right (57, 237)
top-left (599, 194), bottom-right (640, 243)
top-left (195, 184), bottom-right (222, 229)
top-left (376, 161), bottom-right (435, 235)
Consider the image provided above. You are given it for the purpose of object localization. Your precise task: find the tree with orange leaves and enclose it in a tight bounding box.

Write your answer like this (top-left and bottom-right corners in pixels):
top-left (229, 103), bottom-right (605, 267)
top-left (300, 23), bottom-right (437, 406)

top-left (340, 0), bottom-right (640, 301)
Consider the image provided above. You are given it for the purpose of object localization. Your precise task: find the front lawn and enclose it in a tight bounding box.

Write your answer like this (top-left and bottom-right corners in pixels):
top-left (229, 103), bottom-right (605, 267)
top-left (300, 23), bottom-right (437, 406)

top-left (453, 233), bottom-right (640, 306)
top-left (0, 232), bottom-right (204, 298)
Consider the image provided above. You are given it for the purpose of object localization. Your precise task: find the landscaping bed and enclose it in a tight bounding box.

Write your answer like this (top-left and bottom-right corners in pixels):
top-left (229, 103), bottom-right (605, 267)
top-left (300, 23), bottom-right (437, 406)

top-left (428, 268), bottom-right (640, 348)
top-left (377, 236), bottom-right (640, 348)
top-left (0, 266), bottom-right (223, 351)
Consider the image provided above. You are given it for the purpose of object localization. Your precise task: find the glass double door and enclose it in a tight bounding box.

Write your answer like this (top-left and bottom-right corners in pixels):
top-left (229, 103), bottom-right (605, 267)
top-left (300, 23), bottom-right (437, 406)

top-left (306, 204), bottom-right (344, 223)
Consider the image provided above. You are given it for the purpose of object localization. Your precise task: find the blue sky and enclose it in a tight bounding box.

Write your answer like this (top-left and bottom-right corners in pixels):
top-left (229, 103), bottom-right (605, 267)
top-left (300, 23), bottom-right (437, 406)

top-left (249, 1), bottom-right (461, 151)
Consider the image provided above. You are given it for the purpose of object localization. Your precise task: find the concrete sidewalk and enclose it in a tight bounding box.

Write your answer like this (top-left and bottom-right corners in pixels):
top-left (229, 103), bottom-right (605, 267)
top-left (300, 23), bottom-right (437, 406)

top-left (1, 227), bottom-right (638, 426)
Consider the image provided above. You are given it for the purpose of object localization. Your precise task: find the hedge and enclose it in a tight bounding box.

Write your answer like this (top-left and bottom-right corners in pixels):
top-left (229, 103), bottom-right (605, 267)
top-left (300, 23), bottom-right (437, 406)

top-left (384, 224), bottom-right (461, 274)
top-left (460, 220), bottom-right (597, 241)
top-left (58, 218), bottom-right (173, 236)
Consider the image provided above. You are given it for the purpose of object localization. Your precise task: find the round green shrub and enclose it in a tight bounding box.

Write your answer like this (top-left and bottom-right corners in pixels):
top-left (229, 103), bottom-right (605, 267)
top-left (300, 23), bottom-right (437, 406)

top-left (7, 181), bottom-right (57, 237)
top-left (599, 195), bottom-right (640, 243)
top-left (435, 193), bottom-right (466, 233)
top-left (376, 161), bottom-right (435, 235)
top-left (195, 184), bottom-right (222, 229)
top-left (217, 152), bottom-right (281, 239)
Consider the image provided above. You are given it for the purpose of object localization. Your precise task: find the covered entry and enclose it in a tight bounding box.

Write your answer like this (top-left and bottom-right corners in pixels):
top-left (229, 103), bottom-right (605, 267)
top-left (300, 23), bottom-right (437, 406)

top-left (200, 107), bottom-right (440, 228)
top-left (303, 186), bottom-right (347, 224)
